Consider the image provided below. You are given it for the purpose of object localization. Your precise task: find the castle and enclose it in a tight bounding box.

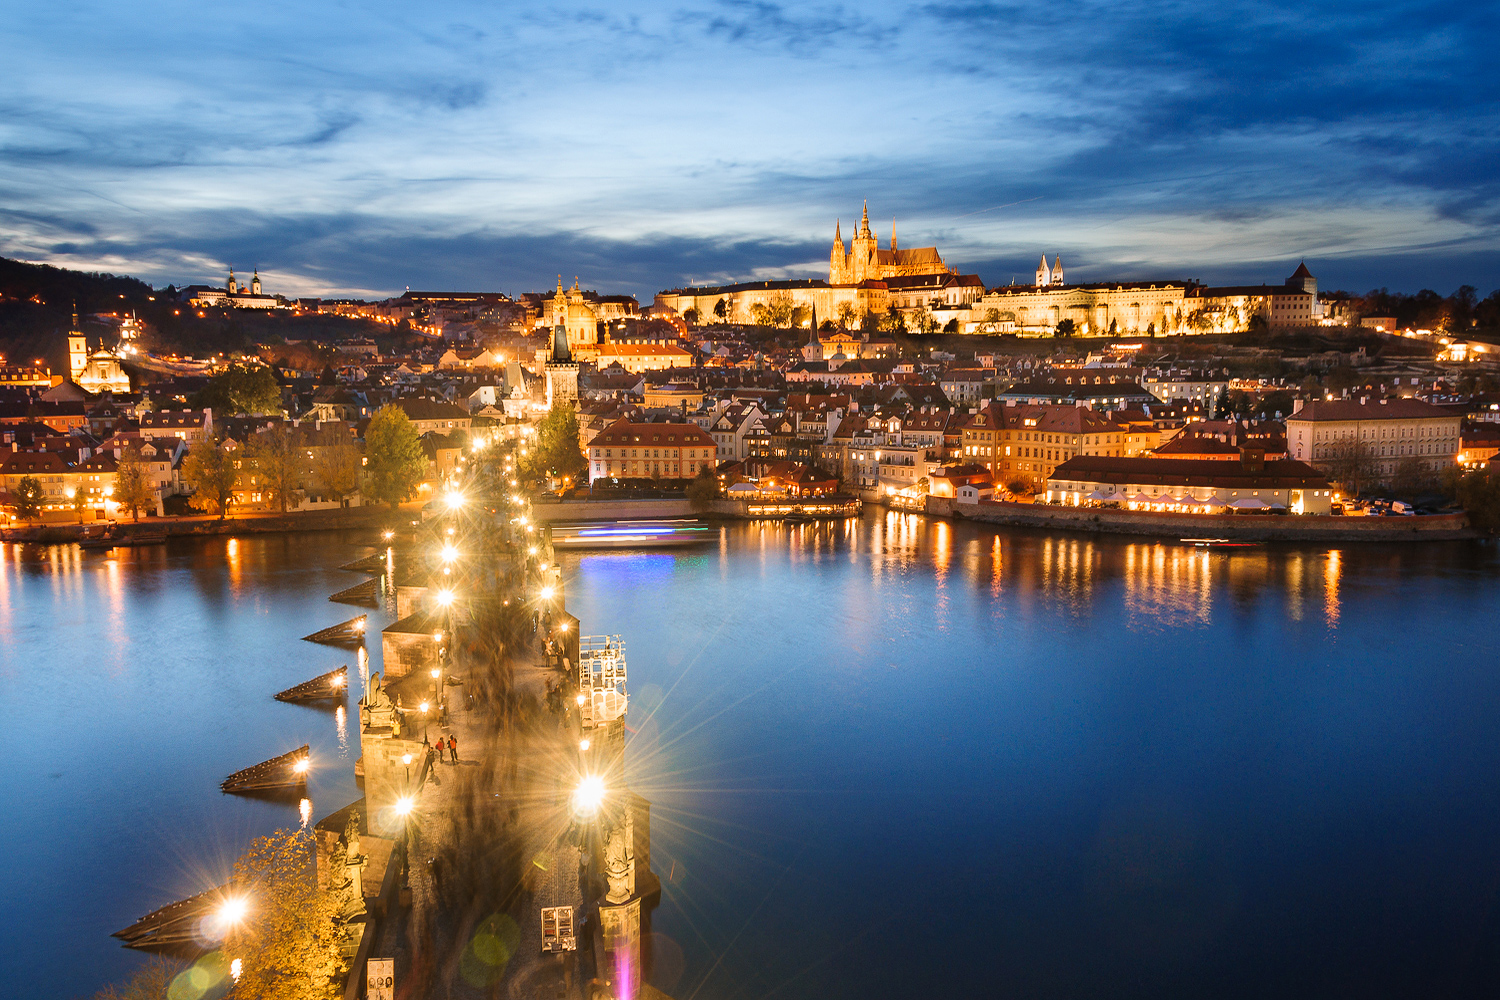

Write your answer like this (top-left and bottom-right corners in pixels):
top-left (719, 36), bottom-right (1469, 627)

top-left (829, 202), bottom-right (955, 286)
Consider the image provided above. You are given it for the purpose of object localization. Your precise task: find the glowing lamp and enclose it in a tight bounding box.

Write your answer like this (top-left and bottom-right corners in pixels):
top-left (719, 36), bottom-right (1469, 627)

top-left (539, 586), bottom-right (554, 600)
top-left (580, 738), bottom-right (591, 751)
top-left (394, 795), bottom-right (415, 816)
top-left (435, 589), bottom-right (455, 607)
top-left (571, 776), bottom-right (606, 817)
top-left (575, 693), bottom-right (586, 706)
top-left (217, 895), bottom-right (249, 927)
top-left (293, 759), bottom-right (310, 774)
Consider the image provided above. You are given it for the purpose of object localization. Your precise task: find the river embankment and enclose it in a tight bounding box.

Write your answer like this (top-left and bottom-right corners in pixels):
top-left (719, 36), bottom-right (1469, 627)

top-left (922, 495), bottom-right (1478, 542)
top-left (0, 505), bottom-right (403, 543)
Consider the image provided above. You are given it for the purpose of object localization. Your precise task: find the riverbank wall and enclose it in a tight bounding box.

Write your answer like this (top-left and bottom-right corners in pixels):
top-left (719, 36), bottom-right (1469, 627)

top-left (0, 506), bottom-right (400, 543)
top-left (921, 496), bottom-right (1476, 542)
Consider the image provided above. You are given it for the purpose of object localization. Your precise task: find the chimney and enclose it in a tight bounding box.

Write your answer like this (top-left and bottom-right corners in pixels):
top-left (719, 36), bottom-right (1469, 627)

top-left (1292, 398), bottom-right (1304, 415)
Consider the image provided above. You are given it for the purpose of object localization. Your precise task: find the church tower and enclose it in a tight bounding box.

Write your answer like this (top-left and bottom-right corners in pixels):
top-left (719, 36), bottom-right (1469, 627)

top-left (544, 281), bottom-right (579, 412)
top-left (830, 220), bottom-right (847, 285)
top-left (850, 201), bottom-right (877, 284)
top-left (1036, 255), bottom-right (1050, 287)
top-left (67, 304), bottom-right (87, 380)
top-left (1050, 256), bottom-right (1063, 286)
top-left (251, 269), bottom-right (262, 295)
top-left (227, 268), bottom-right (238, 296)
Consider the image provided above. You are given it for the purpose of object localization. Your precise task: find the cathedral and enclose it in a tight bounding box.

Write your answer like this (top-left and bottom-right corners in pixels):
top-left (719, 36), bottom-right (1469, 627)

top-left (66, 307), bottom-right (131, 394)
top-left (829, 202), bottom-right (955, 286)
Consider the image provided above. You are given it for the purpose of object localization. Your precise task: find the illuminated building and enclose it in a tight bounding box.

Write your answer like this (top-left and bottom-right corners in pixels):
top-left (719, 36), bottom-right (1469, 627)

top-left (1045, 454), bottom-right (1335, 513)
top-left (1286, 398), bottom-right (1462, 480)
top-left (587, 419), bottom-right (715, 483)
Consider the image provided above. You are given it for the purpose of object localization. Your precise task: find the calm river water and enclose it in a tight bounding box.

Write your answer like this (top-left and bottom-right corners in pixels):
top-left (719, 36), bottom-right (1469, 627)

top-left (4, 517), bottom-right (1500, 998)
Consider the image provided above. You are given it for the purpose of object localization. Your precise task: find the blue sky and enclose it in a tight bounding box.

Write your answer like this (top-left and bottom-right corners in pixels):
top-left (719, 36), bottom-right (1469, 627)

top-left (1, 1), bottom-right (1496, 300)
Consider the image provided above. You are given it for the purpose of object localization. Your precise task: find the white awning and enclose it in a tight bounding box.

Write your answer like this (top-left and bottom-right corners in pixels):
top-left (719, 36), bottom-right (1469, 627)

top-left (1229, 497), bottom-right (1268, 509)
top-left (1085, 489), bottom-right (1113, 501)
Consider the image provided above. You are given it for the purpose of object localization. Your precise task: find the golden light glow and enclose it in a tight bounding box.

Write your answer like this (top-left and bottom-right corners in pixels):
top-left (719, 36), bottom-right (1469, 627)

top-left (539, 586), bottom-right (554, 599)
top-left (571, 775), bottom-right (606, 816)
top-left (579, 738), bottom-right (591, 751)
top-left (394, 795), bottom-right (415, 816)
top-left (217, 895), bottom-right (249, 927)
top-left (435, 589), bottom-right (455, 606)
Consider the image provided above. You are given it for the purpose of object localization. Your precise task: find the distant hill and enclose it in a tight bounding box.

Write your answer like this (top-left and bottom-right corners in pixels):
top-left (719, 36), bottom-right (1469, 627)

top-left (0, 255), bottom-right (395, 372)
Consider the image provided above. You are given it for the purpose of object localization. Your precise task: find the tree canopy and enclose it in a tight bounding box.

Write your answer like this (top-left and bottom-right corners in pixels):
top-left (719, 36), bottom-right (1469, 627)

top-left (365, 405), bottom-right (426, 507)
top-left (247, 424), bottom-right (303, 513)
top-left (190, 362), bottom-right (283, 416)
top-left (522, 404), bottom-right (587, 485)
top-left (181, 439), bottom-right (238, 518)
top-left (227, 828), bottom-right (345, 1000)
top-left (112, 445), bottom-right (155, 520)
top-left (14, 475), bottom-right (43, 520)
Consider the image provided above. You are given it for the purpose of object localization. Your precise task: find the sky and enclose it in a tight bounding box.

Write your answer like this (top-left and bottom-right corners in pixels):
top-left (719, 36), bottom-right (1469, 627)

top-left (1, 1), bottom-right (1497, 301)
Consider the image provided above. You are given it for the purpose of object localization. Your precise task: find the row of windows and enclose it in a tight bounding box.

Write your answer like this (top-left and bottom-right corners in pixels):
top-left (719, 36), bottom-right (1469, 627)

top-left (594, 448), bottom-right (707, 459)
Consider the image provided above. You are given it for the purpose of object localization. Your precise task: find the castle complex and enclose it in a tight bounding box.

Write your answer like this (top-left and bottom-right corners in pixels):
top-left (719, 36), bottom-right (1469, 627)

top-left (651, 203), bottom-right (1327, 336)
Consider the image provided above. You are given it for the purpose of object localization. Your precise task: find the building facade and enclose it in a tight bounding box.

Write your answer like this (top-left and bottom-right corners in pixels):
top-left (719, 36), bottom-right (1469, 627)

top-left (587, 420), bottom-right (716, 483)
top-left (1285, 398), bottom-right (1461, 481)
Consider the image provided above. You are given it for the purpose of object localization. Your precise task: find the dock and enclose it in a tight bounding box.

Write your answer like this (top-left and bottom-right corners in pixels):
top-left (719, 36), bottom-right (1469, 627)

top-left (339, 554), bottom-right (388, 573)
top-left (274, 666), bottom-right (348, 703)
top-left (113, 885), bottom-right (228, 952)
top-left (303, 615), bottom-right (368, 648)
top-left (329, 578), bottom-right (381, 607)
top-left (220, 744), bottom-right (310, 793)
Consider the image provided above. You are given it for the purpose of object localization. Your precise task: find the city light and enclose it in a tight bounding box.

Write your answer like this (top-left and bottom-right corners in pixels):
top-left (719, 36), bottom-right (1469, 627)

top-left (402, 753), bottom-right (412, 766)
top-left (382, 530), bottom-right (394, 541)
top-left (217, 895), bottom-right (249, 929)
top-left (444, 491), bottom-right (465, 510)
top-left (539, 586), bottom-right (554, 600)
top-left (435, 589), bottom-right (455, 606)
top-left (420, 700), bottom-right (429, 713)
top-left (571, 775), bottom-right (606, 817)
top-left (293, 758), bottom-right (310, 774)
top-left (440, 543), bottom-right (458, 562)
top-left (580, 738), bottom-right (590, 751)
top-left (394, 795), bottom-right (415, 816)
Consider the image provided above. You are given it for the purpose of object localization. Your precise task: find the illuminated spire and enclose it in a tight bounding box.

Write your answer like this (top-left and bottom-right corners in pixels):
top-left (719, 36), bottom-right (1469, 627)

top-left (891, 219), bottom-right (897, 251)
top-left (834, 219), bottom-right (842, 246)
top-left (859, 200), bottom-right (871, 239)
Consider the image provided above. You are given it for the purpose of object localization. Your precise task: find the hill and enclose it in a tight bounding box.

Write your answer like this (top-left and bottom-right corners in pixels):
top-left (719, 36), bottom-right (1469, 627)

top-left (0, 256), bottom-right (398, 372)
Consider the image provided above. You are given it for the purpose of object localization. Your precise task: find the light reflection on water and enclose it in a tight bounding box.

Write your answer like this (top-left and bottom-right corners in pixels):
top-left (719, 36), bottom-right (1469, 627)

top-left (562, 515), bottom-right (1500, 1000)
top-left (1, 532), bottom-right (382, 1000)
top-left (4, 521), bottom-right (1499, 1000)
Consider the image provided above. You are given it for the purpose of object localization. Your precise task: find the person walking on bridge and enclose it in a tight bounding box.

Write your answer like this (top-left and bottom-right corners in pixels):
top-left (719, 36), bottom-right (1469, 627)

top-left (448, 734), bottom-right (459, 763)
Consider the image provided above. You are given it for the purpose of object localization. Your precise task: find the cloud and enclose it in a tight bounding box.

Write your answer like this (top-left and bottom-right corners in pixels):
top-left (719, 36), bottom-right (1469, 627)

top-left (0, 0), bottom-right (1495, 298)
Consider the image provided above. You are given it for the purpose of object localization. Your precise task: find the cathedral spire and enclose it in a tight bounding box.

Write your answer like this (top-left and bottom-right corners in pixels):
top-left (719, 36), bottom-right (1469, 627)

top-left (834, 219), bottom-right (842, 246)
top-left (859, 200), bottom-right (871, 239)
top-left (891, 219), bottom-right (897, 251)
top-left (72, 301), bottom-right (78, 330)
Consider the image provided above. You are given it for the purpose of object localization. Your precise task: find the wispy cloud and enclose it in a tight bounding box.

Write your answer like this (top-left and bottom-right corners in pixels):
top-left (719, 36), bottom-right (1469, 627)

top-left (0, 1), bottom-right (1494, 297)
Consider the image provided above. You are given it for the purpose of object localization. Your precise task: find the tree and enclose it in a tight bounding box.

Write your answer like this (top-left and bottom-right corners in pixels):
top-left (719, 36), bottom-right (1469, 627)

top-left (683, 307), bottom-right (700, 325)
top-left (365, 405), bottom-right (426, 508)
top-left (190, 362), bottom-right (283, 416)
top-left (1054, 318), bottom-right (1076, 338)
top-left (67, 484), bottom-right (87, 523)
top-left (686, 464), bottom-right (719, 511)
top-left (90, 955), bottom-right (183, 1000)
top-left (1322, 435), bottom-right (1382, 497)
top-left (312, 441), bottom-right (363, 506)
top-left (112, 445), bottom-right (155, 521)
top-left (522, 404), bottom-right (587, 484)
top-left (14, 475), bottom-right (43, 520)
top-left (227, 828), bottom-right (345, 1000)
top-left (836, 302), bottom-right (860, 329)
top-left (713, 298), bottom-right (727, 320)
top-left (181, 439), bottom-right (238, 519)
top-left (1391, 456), bottom-right (1432, 497)
top-left (1452, 466), bottom-right (1500, 532)
top-left (247, 424), bottom-right (303, 513)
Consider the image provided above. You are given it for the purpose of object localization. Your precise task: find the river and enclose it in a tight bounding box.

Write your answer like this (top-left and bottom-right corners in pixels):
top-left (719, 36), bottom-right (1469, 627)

top-left (4, 516), bottom-right (1500, 998)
